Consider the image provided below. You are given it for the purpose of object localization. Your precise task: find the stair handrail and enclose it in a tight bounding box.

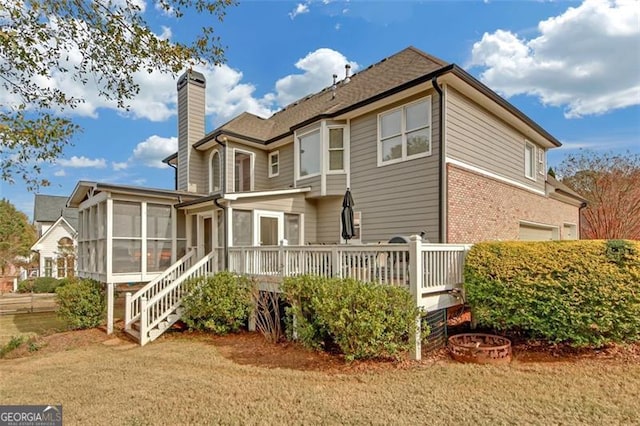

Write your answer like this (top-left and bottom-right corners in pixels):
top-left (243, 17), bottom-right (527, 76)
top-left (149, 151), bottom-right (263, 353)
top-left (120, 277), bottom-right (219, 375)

top-left (125, 249), bottom-right (196, 330)
top-left (139, 251), bottom-right (216, 345)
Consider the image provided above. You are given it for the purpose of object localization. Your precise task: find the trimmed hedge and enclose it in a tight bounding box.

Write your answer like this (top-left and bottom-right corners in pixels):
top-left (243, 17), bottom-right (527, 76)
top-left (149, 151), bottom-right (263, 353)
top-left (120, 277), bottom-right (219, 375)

top-left (18, 277), bottom-right (69, 293)
top-left (181, 272), bottom-right (253, 335)
top-left (282, 275), bottom-right (426, 361)
top-left (55, 279), bottom-right (105, 329)
top-left (464, 240), bottom-right (640, 347)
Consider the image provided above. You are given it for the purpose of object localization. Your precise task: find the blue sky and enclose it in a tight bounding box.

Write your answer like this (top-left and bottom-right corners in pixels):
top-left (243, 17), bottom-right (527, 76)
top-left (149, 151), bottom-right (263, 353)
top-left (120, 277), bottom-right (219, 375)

top-left (2, 0), bottom-right (639, 219)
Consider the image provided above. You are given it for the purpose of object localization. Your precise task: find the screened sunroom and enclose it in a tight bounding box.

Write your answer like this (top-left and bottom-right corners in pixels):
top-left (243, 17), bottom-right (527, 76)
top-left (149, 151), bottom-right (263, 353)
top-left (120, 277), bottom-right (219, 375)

top-left (68, 182), bottom-right (197, 284)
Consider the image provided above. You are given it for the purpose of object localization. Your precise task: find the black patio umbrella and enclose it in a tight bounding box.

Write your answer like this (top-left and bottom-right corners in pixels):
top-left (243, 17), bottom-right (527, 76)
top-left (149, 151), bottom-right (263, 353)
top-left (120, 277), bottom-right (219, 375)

top-left (341, 188), bottom-right (356, 240)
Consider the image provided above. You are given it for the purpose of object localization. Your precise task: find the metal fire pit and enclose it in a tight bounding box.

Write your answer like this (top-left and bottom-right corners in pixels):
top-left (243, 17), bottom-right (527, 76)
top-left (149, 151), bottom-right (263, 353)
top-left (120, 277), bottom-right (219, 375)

top-left (448, 333), bottom-right (512, 364)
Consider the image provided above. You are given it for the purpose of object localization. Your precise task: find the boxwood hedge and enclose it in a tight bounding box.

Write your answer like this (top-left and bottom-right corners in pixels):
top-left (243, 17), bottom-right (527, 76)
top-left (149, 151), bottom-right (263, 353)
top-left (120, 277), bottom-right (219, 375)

top-left (282, 275), bottom-right (426, 361)
top-left (464, 240), bottom-right (640, 347)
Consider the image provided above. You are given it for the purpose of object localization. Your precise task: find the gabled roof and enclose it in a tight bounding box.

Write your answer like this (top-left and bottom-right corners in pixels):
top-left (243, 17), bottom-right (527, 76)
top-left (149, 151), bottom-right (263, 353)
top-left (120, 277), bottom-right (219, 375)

top-left (33, 194), bottom-right (78, 229)
top-left (30, 216), bottom-right (76, 252)
top-left (67, 181), bottom-right (200, 207)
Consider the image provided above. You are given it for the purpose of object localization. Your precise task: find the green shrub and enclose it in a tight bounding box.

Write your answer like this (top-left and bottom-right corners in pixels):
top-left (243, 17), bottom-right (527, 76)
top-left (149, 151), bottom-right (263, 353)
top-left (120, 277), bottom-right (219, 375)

top-left (0, 336), bottom-right (26, 358)
top-left (464, 240), bottom-right (640, 347)
top-left (18, 277), bottom-right (67, 293)
top-left (55, 280), bottom-right (105, 329)
top-left (282, 275), bottom-right (426, 361)
top-left (181, 272), bottom-right (253, 335)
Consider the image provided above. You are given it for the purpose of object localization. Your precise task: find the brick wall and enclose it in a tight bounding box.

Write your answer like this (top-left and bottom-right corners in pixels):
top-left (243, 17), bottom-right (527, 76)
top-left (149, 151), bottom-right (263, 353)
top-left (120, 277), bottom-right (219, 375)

top-left (447, 164), bottom-right (580, 244)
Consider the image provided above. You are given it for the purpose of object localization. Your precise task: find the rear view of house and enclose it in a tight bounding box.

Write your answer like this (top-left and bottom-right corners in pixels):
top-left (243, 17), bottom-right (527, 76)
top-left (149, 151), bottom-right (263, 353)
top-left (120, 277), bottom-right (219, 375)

top-left (66, 46), bottom-right (584, 344)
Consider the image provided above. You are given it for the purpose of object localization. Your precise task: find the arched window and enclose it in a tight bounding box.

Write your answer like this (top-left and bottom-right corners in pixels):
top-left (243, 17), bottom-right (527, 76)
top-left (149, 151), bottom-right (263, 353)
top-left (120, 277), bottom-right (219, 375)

top-left (210, 150), bottom-right (221, 193)
top-left (57, 237), bottom-right (75, 277)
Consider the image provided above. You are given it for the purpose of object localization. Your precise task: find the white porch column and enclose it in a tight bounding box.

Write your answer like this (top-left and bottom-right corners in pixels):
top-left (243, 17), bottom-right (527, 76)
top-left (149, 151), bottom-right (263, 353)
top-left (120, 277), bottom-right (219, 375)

top-left (409, 234), bottom-right (423, 361)
top-left (106, 282), bottom-right (115, 335)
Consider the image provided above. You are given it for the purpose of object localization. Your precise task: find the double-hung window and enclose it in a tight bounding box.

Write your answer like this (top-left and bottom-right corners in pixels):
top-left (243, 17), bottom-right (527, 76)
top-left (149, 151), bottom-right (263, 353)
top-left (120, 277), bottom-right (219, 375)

top-left (378, 97), bottom-right (431, 166)
top-left (328, 128), bottom-right (344, 172)
top-left (268, 151), bottom-right (279, 177)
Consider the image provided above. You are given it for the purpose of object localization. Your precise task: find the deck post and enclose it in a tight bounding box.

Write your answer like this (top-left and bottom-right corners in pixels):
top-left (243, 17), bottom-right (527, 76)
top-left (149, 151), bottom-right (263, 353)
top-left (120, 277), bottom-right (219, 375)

top-left (106, 282), bottom-right (115, 335)
top-left (124, 292), bottom-right (132, 331)
top-left (409, 235), bottom-right (423, 361)
top-left (140, 297), bottom-right (148, 346)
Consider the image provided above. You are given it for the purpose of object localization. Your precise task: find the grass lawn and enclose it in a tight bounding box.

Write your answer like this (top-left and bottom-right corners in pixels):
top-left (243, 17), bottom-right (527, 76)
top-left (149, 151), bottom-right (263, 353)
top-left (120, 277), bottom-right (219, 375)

top-left (1, 334), bottom-right (638, 425)
top-left (0, 312), bottom-right (66, 345)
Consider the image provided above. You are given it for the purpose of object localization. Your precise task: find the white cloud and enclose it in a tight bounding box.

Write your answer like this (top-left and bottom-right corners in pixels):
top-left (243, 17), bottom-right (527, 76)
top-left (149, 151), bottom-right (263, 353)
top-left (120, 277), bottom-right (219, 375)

top-left (289, 3), bottom-right (310, 19)
top-left (130, 135), bottom-right (178, 168)
top-left (272, 48), bottom-right (359, 106)
top-left (57, 156), bottom-right (107, 168)
top-left (53, 170), bottom-right (66, 177)
top-left (470, 0), bottom-right (640, 118)
top-left (112, 161), bottom-right (129, 171)
top-left (335, 23), bottom-right (341, 31)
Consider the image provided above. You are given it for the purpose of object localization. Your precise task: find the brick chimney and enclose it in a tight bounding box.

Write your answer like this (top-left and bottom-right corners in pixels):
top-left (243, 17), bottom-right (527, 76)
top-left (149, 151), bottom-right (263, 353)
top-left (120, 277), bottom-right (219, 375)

top-left (176, 69), bottom-right (206, 192)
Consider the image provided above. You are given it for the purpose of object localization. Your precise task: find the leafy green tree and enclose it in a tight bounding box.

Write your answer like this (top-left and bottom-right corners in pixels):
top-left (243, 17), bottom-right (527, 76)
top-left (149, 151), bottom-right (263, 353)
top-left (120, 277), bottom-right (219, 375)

top-left (557, 151), bottom-right (640, 239)
top-left (1, 0), bottom-right (235, 190)
top-left (0, 199), bottom-right (37, 273)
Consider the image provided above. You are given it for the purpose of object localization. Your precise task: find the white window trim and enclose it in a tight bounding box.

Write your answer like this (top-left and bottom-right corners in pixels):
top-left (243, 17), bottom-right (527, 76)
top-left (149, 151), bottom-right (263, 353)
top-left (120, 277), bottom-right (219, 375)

top-left (377, 96), bottom-right (432, 167)
top-left (524, 141), bottom-right (536, 181)
top-left (253, 210), bottom-right (284, 246)
top-left (208, 149), bottom-right (222, 193)
top-left (284, 213), bottom-right (303, 245)
top-left (268, 150), bottom-right (279, 178)
top-left (326, 125), bottom-right (346, 174)
top-left (295, 127), bottom-right (322, 180)
top-left (232, 148), bottom-right (255, 192)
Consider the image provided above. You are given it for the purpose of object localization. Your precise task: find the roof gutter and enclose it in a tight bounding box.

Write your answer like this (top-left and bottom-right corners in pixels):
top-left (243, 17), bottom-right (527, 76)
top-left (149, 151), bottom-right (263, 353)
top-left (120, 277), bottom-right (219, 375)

top-left (432, 74), bottom-right (446, 243)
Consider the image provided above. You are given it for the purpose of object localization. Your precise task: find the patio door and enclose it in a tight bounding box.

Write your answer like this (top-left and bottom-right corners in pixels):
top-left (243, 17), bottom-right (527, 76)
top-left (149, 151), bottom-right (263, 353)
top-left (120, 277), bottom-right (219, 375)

top-left (189, 213), bottom-right (214, 258)
top-left (254, 211), bottom-right (283, 246)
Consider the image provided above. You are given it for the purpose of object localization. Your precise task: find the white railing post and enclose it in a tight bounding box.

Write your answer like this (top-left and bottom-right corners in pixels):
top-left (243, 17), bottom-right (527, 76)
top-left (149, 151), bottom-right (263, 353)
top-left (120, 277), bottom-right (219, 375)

top-left (106, 282), bottom-right (114, 335)
top-left (140, 297), bottom-right (148, 346)
top-left (124, 292), bottom-right (132, 331)
top-left (332, 246), bottom-right (341, 278)
top-left (409, 235), bottom-right (423, 361)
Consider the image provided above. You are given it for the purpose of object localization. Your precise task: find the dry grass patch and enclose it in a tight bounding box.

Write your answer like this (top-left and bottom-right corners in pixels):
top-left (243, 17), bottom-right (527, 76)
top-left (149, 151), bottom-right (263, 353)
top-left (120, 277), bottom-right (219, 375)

top-left (1, 332), bottom-right (639, 425)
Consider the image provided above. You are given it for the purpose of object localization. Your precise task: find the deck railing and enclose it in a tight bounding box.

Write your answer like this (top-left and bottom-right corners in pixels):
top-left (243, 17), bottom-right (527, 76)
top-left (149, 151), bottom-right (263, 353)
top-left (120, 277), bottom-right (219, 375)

top-left (228, 236), bottom-right (471, 360)
top-left (228, 244), bottom-right (411, 285)
top-left (125, 250), bottom-right (195, 331)
top-left (139, 251), bottom-right (217, 345)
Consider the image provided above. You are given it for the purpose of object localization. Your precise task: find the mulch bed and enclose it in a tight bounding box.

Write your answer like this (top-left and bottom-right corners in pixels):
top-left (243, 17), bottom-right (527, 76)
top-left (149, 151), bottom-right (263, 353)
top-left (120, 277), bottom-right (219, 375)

top-left (3, 316), bottom-right (639, 369)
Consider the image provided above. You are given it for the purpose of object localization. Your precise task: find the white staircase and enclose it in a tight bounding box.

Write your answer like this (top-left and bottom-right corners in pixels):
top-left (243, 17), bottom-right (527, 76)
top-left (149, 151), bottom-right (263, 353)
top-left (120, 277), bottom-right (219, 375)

top-left (124, 251), bottom-right (217, 345)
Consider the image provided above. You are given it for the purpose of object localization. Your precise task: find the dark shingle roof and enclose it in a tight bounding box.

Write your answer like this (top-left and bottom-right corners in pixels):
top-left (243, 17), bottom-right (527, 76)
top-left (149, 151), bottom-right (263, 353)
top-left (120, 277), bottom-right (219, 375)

top-left (33, 195), bottom-right (78, 229)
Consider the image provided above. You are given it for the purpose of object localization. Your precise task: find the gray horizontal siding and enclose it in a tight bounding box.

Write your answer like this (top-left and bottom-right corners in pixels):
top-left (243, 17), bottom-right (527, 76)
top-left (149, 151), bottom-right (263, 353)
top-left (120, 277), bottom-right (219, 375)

top-left (230, 194), bottom-right (307, 213)
top-left (266, 140), bottom-right (295, 190)
top-left (315, 197), bottom-right (342, 244)
top-left (326, 174), bottom-right (347, 196)
top-left (446, 87), bottom-right (546, 193)
top-left (349, 91), bottom-right (441, 243)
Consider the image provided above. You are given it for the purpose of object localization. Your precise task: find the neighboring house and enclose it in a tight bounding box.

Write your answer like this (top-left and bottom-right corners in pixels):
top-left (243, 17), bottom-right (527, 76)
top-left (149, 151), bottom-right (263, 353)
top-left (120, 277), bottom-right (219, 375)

top-left (66, 46), bottom-right (585, 341)
top-left (31, 195), bottom-right (79, 278)
top-left (0, 262), bottom-right (21, 293)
